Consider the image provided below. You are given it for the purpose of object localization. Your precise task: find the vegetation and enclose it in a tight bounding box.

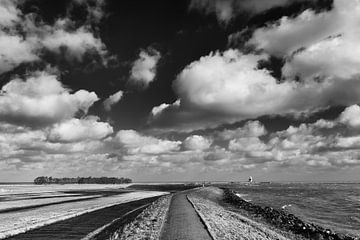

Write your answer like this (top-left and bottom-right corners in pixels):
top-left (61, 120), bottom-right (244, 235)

top-left (33, 176), bottom-right (132, 185)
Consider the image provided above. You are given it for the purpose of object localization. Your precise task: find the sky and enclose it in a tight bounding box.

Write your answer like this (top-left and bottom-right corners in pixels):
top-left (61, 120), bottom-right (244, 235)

top-left (1, 0), bottom-right (360, 182)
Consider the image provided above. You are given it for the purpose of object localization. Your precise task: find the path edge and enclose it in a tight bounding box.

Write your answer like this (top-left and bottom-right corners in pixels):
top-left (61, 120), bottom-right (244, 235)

top-left (186, 194), bottom-right (216, 240)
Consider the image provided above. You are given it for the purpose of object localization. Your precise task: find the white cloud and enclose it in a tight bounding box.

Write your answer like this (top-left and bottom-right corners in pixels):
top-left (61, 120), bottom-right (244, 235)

top-left (312, 119), bottom-right (336, 129)
top-left (0, 0), bottom-right (20, 28)
top-left (248, 0), bottom-right (360, 82)
top-left (152, 49), bottom-right (360, 131)
top-left (41, 25), bottom-right (107, 62)
top-left (129, 48), bottom-right (161, 88)
top-left (103, 90), bottom-right (124, 111)
top-left (174, 50), bottom-right (293, 117)
top-left (218, 121), bottom-right (267, 140)
top-left (0, 35), bottom-right (39, 74)
top-left (183, 135), bottom-right (212, 151)
top-left (151, 100), bottom-right (180, 118)
top-left (0, 1), bottom-right (110, 74)
top-left (335, 136), bottom-right (360, 148)
top-left (229, 137), bottom-right (268, 152)
top-left (48, 116), bottom-right (113, 142)
top-left (248, 9), bottom-right (336, 57)
top-left (0, 72), bottom-right (98, 127)
top-left (339, 104), bottom-right (360, 129)
top-left (115, 130), bottom-right (181, 155)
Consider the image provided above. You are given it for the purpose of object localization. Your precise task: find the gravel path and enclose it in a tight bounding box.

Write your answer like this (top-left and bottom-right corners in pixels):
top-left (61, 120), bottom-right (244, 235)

top-left (160, 191), bottom-right (212, 240)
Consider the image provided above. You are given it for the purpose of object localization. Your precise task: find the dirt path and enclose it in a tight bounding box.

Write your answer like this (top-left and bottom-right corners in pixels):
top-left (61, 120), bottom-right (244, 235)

top-left (160, 192), bottom-right (212, 240)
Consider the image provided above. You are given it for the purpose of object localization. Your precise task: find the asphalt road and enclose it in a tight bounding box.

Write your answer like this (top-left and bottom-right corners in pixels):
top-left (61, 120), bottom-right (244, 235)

top-left (160, 191), bottom-right (212, 240)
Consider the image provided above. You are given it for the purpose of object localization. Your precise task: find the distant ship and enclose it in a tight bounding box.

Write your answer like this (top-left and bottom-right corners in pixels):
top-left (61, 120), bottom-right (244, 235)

top-left (248, 176), bottom-right (253, 183)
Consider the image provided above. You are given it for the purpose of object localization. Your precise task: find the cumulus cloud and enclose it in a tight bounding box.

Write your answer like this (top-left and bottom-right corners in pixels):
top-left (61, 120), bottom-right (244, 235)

top-left (151, 100), bottom-right (180, 118)
top-left (0, 0), bottom-right (20, 28)
top-left (229, 136), bottom-right (268, 152)
top-left (0, 120), bottom-right (116, 176)
top-left (151, 48), bottom-right (360, 131)
top-left (0, 72), bottom-right (98, 127)
top-left (41, 25), bottom-right (107, 62)
top-left (248, 0), bottom-right (360, 83)
top-left (173, 50), bottom-right (293, 117)
top-left (103, 90), bottom-right (124, 111)
top-left (115, 130), bottom-right (181, 155)
top-left (0, 0), bottom-right (110, 74)
top-left (189, 0), bottom-right (315, 23)
top-left (183, 135), bottom-right (212, 151)
top-left (339, 104), bottom-right (360, 129)
top-left (218, 121), bottom-right (267, 140)
top-left (129, 48), bottom-right (161, 89)
top-left (48, 116), bottom-right (113, 142)
top-left (0, 35), bottom-right (39, 74)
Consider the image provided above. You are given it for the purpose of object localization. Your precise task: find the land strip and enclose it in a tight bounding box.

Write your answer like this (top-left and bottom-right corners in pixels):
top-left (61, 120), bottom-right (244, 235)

top-left (5, 196), bottom-right (162, 240)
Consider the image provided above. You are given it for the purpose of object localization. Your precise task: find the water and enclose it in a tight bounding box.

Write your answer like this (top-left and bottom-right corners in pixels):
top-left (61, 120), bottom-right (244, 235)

top-left (228, 182), bottom-right (360, 237)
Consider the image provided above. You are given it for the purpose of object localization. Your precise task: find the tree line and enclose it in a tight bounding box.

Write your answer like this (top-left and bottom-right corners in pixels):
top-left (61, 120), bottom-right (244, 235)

top-left (34, 176), bottom-right (132, 184)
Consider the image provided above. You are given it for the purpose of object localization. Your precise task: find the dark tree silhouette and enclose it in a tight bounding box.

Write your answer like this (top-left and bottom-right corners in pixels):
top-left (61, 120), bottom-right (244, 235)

top-left (34, 176), bottom-right (132, 184)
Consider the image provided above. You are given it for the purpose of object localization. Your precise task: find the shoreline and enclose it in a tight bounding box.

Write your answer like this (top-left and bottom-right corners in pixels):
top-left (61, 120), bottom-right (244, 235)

top-left (223, 188), bottom-right (358, 240)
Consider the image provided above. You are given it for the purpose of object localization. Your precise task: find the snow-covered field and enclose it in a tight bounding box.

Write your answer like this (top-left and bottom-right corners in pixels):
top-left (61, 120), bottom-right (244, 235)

top-left (0, 184), bottom-right (167, 239)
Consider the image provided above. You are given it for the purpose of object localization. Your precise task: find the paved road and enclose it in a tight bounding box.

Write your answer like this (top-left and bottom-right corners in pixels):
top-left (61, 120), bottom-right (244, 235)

top-left (160, 192), bottom-right (212, 240)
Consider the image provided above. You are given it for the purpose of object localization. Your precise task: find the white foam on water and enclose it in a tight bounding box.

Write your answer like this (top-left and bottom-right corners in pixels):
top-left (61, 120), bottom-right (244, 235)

top-left (235, 193), bottom-right (251, 202)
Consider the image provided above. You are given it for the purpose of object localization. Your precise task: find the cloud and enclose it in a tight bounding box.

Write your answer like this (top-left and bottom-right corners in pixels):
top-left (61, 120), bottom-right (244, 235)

top-left (248, 8), bottom-right (336, 57)
top-left (0, 71), bottom-right (98, 127)
top-left (48, 116), bottom-right (113, 142)
top-left (151, 100), bottom-right (180, 118)
top-left (172, 50), bottom-right (295, 121)
top-left (152, 1), bottom-right (360, 132)
top-left (115, 130), bottom-right (181, 155)
top-left (103, 90), bottom-right (124, 111)
top-left (0, 35), bottom-right (39, 74)
top-left (218, 120), bottom-right (267, 140)
top-left (129, 48), bottom-right (161, 89)
top-left (189, 0), bottom-right (315, 23)
top-left (0, 0), bottom-right (20, 28)
top-left (335, 136), bottom-right (360, 149)
top-left (248, 0), bottom-right (360, 83)
top-left (0, 0), bottom-right (110, 74)
top-left (41, 25), bottom-right (107, 62)
top-left (183, 135), bottom-right (212, 151)
top-left (229, 136), bottom-right (268, 152)
top-left (151, 49), bottom-right (360, 131)
top-left (70, 0), bottom-right (107, 24)
top-left (339, 104), bottom-right (360, 129)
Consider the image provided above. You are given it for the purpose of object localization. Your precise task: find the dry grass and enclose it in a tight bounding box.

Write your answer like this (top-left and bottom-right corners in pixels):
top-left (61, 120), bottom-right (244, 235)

top-left (111, 195), bottom-right (171, 240)
top-left (188, 188), bottom-right (290, 240)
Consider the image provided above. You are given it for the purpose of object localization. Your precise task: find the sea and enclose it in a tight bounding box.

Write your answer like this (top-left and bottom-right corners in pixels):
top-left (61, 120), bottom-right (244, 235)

top-left (227, 182), bottom-right (360, 237)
